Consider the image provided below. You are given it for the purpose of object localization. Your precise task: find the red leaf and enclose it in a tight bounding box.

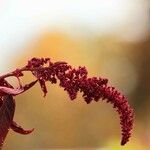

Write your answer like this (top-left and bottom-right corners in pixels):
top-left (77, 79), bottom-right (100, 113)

top-left (11, 121), bottom-right (34, 135)
top-left (0, 95), bottom-right (15, 149)
top-left (0, 86), bottom-right (23, 96)
top-left (21, 80), bottom-right (38, 93)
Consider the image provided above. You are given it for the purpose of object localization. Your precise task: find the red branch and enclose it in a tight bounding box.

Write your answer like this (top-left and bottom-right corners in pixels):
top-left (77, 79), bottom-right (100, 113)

top-left (0, 57), bottom-right (134, 149)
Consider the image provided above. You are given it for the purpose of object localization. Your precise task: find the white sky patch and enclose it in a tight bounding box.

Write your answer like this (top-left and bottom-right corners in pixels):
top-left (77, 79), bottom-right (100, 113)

top-left (0, 0), bottom-right (149, 72)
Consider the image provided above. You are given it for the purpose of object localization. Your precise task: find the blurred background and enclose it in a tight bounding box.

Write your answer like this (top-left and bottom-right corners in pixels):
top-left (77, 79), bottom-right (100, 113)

top-left (0, 0), bottom-right (150, 150)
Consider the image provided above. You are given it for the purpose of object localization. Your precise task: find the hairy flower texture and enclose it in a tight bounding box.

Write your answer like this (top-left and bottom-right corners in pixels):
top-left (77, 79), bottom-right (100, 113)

top-left (0, 57), bottom-right (134, 149)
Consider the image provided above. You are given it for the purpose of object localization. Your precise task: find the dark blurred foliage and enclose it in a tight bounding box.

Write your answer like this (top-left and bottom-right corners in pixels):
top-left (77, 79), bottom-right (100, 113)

top-left (130, 36), bottom-right (150, 124)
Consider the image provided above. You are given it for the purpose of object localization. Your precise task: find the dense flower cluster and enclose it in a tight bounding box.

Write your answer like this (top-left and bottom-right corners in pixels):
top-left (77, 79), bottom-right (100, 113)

top-left (0, 57), bottom-right (134, 149)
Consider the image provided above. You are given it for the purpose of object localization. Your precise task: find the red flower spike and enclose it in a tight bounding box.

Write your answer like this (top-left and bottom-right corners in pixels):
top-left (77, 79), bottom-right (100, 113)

top-left (0, 95), bottom-right (15, 150)
top-left (0, 57), bottom-right (134, 148)
top-left (11, 121), bottom-right (34, 135)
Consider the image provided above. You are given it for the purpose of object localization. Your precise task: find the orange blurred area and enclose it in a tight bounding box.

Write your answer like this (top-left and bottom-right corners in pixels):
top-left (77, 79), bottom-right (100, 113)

top-left (2, 31), bottom-right (150, 150)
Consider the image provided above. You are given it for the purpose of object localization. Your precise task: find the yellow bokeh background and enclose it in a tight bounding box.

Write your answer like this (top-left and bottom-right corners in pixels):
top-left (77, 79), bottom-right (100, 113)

top-left (2, 31), bottom-right (150, 150)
